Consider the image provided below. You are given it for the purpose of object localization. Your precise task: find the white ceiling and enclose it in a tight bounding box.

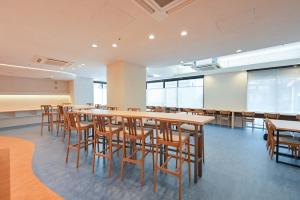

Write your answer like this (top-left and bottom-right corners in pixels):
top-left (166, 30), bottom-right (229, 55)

top-left (0, 0), bottom-right (300, 81)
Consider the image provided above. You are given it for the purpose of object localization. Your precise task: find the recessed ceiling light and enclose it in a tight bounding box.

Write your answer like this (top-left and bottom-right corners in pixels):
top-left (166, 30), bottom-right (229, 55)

top-left (236, 49), bottom-right (243, 53)
top-left (91, 44), bottom-right (98, 48)
top-left (148, 34), bottom-right (155, 40)
top-left (112, 43), bottom-right (118, 48)
top-left (180, 31), bottom-right (188, 36)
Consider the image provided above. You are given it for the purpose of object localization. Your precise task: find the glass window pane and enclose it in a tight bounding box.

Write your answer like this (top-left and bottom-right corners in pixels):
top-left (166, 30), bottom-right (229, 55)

top-left (247, 67), bottom-right (300, 114)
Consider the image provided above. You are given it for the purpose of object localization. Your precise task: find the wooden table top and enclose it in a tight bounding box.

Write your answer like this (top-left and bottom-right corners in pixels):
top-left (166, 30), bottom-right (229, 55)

top-left (270, 119), bottom-right (300, 133)
top-left (78, 109), bottom-right (214, 125)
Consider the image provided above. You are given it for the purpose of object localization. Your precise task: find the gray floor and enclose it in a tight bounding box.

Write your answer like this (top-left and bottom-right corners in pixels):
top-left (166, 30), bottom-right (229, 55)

top-left (1, 124), bottom-right (299, 200)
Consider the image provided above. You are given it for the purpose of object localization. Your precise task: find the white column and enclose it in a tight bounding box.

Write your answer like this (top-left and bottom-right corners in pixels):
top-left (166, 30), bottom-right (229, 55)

top-left (70, 76), bottom-right (94, 105)
top-left (107, 61), bottom-right (146, 111)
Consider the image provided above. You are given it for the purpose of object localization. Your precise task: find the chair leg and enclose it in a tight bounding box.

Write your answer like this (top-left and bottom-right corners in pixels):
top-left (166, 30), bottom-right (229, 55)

top-left (120, 138), bottom-right (126, 180)
top-left (57, 115), bottom-right (60, 136)
top-left (187, 140), bottom-right (191, 183)
top-left (153, 142), bottom-right (159, 193)
top-left (92, 134), bottom-right (97, 174)
top-left (66, 130), bottom-right (71, 163)
top-left (151, 132), bottom-right (155, 171)
top-left (108, 136), bottom-right (113, 177)
top-left (140, 139), bottom-right (145, 186)
top-left (41, 115), bottom-right (44, 136)
top-left (76, 131), bottom-right (81, 168)
top-left (178, 145), bottom-right (183, 200)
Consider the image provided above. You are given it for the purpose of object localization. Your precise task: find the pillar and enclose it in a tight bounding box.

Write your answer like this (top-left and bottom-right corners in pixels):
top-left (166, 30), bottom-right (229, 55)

top-left (107, 61), bottom-right (146, 111)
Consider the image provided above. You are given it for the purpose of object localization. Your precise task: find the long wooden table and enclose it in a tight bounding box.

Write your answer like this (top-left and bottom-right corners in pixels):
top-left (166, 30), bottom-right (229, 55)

top-left (77, 109), bottom-right (214, 183)
top-left (270, 119), bottom-right (300, 167)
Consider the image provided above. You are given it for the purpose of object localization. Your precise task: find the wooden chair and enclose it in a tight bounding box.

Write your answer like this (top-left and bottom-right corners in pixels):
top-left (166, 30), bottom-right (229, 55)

top-left (128, 107), bottom-right (141, 112)
top-left (205, 109), bottom-right (216, 123)
top-left (120, 116), bottom-right (154, 186)
top-left (56, 105), bottom-right (65, 136)
top-left (107, 106), bottom-right (118, 111)
top-left (219, 110), bottom-right (231, 127)
top-left (144, 107), bottom-right (164, 127)
top-left (192, 109), bottom-right (205, 116)
top-left (41, 105), bottom-right (54, 135)
top-left (92, 115), bottom-right (122, 176)
top-left (154, 119), bottom-right (191, 200)
top-left (169, 107), bottom-right (178, 113)
top-left (180, 111), bottom-right (205, 163)
top-left (65, 112), bottom-right (94, 168)
top-left (265, 119), bottom-right (300, 159)
top-left (263, 113), bottom-right (280, 129)
top-left (242, 112), bottom-right (255, 129)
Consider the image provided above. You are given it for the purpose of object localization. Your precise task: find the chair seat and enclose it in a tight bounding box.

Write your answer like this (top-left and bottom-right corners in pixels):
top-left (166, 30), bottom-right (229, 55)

top-left (274, 136), bottom-right (300, 145)
top-left (180, 124), bottom-right (195, 131)
top-left (80, 122), bottom-right (93, 129)
top-left (157, 131), bottom-right (190, 142)
top-left (120, 128), bottom-right (153, 139)
top-left (144, 120), bottom-right (159, 126)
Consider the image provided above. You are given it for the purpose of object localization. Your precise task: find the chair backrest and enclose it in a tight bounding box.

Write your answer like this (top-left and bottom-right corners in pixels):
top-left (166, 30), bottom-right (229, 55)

top-left (265, 119), bottom-right (276, 143)
top-left (57, 105), bottom-right (64, 115)
top-left (192, 109), bottom-right (205, 115)
top-left (296, 115), bottom-right (300, 121)
top-left (205, 109), bottom-right (216, 115)
top-left (65, 112), bottom-right (81, 130)
top-left (95, 104), bottom-right (101, 109)
top-left (242, 112), bottom-right (255, 117)
top-left (86, 103), bottom-right (93, 106)
top-left (107, 106), bottom-right (118, 111)
top-left (128, 107), bottom-right (141, 112)
top-left (169, 107), bottom-right (177, 113)
top-left (220, 110), bottom-right (231, 116)
top-left (41, 105), bottom-right (52, 114)
top-left (93, 115), bottom-right (113, 133)
top-left (155, 119), bottom-right (182, 143)
top-left (154, 107), bottom-right (164, 112)
top-left (121, 116), bottom-right (144, 137)
top-left (264, 113), bottom-right (280, 119)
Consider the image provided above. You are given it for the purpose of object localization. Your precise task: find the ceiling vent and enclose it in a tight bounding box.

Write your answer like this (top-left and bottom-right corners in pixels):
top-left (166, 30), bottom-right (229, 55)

top-left (182, 58), bottom-right (221, 71)
top-left (32, 56), bottom-right (72, 67)
top-left (133, 0), bottom-right (195, 21)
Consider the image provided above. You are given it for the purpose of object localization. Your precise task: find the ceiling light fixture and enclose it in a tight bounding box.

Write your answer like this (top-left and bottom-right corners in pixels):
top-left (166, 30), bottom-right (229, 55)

top-left (112, 43), bottom-right (118, 48)
top-left (148, 34), bottom-right (155, 40)
top-left (91, 44), bottom-right (98, 48)
top-left (236, 49), bottom-right (243, 53)
top-left (180, 31), bottom-right (188, 36)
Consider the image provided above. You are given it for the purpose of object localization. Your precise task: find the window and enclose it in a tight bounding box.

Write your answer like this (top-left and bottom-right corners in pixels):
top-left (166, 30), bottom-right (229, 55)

top-left (146, 82), bottom-right (164, 106)
top-left (93, 82), bottom-right (107, 105)
top-left (247, 67), bottom-right (300, 114)
top-left (178, 79), bottom-right (203, 108)
top-left (146, 77), bottom-right (204, 108)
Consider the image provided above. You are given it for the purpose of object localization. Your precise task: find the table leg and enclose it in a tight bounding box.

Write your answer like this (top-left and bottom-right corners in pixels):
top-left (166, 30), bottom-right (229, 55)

top-left (231, 112), bottom-right (235, 128)
top-left (276, 130), bottom-right (279, 162)
top-left (198, 125), bottom-right (203, 177)
top-left (194, 127), bottom-right (199, 183)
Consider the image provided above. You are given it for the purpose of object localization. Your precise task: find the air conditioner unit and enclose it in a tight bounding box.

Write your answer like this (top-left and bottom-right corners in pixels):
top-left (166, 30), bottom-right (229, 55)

top-left (32, 56), bottom-right (72, 67)
top-left (182, 58), bottom-right (221, 71)
top-left (133, 0), bottom-right (195, 21)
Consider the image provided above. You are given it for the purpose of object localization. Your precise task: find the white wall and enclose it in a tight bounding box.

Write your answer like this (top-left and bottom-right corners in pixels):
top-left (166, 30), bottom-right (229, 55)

top-left (70, 76), bottom-right (94, 105)
top-left (204, 71), bottom-right (247, 111)
top-left (107, 61), bottom-right (146, 110)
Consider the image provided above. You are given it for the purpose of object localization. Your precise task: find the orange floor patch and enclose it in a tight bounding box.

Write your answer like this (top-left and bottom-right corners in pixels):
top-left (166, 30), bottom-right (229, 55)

top-left (0, 136), bottom-right (63, 200)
